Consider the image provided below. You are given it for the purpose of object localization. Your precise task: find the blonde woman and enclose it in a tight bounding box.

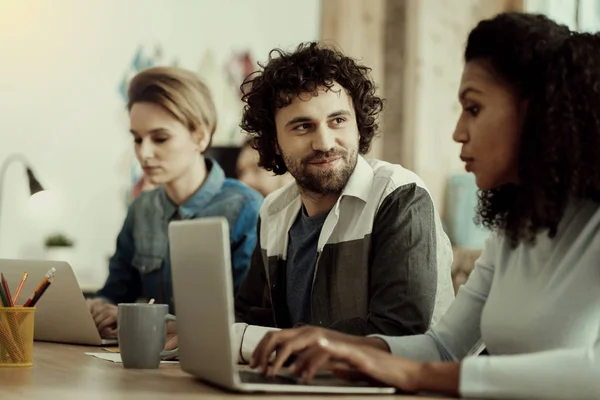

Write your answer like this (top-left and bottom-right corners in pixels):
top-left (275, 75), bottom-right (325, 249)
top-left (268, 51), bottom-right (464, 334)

top-left (89, 67), bottom-right (262, 337)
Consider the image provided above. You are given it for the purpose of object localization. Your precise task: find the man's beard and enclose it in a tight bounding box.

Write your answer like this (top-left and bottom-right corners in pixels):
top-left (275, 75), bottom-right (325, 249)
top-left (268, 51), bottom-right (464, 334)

top-left (283, 148), bottom-right (358, 196)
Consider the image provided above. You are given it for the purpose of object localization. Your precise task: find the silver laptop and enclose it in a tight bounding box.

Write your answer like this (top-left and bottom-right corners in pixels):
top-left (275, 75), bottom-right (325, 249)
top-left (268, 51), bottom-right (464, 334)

top-left (0, 259), bottom-right (117, 346)
top-left (168, 217), bottom-right (395, 394)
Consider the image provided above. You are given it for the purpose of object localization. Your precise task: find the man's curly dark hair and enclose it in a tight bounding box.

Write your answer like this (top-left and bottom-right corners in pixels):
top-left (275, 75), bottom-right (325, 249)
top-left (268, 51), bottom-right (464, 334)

top-left (466, 12), bottom-right (600, 246)
top-left (239, 42), bottom-right (384, 175)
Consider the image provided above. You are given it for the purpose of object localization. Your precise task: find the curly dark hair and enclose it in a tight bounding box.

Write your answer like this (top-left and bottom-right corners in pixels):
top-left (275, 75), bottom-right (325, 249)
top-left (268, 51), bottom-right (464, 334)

top-left (466, 12), bottom-right (600, 246)
top-left (239, 42), bottom-right (384, 174)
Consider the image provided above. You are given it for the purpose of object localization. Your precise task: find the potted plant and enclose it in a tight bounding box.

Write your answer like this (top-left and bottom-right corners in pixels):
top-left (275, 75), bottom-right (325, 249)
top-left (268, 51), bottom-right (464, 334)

top-left (44, 233), bottom-right (75, 264)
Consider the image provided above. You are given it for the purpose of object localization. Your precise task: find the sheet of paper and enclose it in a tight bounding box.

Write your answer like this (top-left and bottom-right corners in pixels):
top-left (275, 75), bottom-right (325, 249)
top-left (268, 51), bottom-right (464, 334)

top-left (85, 352), bottom-right (179, 364)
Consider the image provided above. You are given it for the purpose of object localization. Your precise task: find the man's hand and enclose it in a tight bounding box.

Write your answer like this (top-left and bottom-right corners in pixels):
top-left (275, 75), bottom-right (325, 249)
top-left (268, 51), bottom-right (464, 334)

top-left (165, 334), bottom-right (178, 351)
top-left (165, 321), bottom-right (178, 351)
top-left (250, 326), bottom-right (389, 376)
top-left (87, 298), bottom-right (118, 338)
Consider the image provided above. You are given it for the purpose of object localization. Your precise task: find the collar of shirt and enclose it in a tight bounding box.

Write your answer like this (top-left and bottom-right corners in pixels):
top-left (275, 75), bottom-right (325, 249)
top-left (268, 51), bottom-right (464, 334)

top-left (157, 157), bottom-right (226, 220)
top-left (266, 155), bottom-right (374, 217)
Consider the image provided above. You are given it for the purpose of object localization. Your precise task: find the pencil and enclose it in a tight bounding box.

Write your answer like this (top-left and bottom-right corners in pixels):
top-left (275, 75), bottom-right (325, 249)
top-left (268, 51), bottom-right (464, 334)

top-left (0, 314), bottom-right (24, 362)
top-left (1, 273), bottom-right (13, 307)
top-left (12, 272), bottom-right (28, 305)
top-left (27, 277), bottom-right (53, 307)
top-left (0, 276), bottom-right (22, 361)
top-left (33, 268), bottom-right (55, 293)
top-left (0, 280), bottom-right (8, 307)
top-left (22, 268), bottom-right (56, 307)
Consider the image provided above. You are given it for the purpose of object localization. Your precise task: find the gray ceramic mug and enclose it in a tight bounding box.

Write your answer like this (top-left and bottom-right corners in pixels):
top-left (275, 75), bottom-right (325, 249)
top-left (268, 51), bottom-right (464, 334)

top-left (117, 303), bottom-right (178, 369)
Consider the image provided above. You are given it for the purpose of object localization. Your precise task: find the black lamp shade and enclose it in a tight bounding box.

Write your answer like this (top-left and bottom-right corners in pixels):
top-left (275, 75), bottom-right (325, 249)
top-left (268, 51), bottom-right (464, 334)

top-left (26, 168), bottom-right (44, 195)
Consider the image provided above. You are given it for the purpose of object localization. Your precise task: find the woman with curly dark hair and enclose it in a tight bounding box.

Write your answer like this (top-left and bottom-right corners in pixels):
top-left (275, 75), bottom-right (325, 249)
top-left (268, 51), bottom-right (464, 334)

top-left (250, 13), bottom-right (600, 399)
top-left (233, 42), bottom-right (454, 363)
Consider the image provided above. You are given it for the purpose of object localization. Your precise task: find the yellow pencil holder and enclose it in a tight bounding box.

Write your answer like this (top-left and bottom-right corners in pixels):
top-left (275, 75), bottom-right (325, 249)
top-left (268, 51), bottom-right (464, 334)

top-left (0, 307), bottom-right (35, 367)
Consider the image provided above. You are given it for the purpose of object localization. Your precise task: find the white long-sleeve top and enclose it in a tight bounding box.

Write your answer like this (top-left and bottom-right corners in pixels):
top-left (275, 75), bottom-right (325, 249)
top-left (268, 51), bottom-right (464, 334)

top-left (377, 199), bottom-right (600, 399)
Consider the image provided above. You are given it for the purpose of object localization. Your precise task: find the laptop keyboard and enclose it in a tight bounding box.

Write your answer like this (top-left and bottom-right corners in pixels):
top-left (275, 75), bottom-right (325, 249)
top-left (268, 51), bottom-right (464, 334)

top-left (238, 370), bottom-right (380, 388)
top-left (239, 370), bottom-right (299, 385)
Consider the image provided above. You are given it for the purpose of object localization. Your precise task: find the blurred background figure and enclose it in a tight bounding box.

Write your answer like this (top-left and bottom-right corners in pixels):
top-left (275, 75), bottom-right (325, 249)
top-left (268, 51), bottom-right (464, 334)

top-left (236, 140), bottom-right (293, 196)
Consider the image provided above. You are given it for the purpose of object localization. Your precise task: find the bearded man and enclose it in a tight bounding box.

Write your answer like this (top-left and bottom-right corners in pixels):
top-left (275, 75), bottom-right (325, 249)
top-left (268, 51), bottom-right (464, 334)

top-left (233, 42), bottom-right (454, 364)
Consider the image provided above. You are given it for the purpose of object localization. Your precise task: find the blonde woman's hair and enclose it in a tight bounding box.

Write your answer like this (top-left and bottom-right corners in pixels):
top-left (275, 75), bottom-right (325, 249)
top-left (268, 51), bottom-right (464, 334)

top-left (127, 66), bottom-right (217, 147)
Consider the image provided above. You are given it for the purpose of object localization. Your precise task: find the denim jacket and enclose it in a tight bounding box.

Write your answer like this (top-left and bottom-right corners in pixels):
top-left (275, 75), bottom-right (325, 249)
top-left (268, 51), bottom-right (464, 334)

top-left (97, 158), bottom-right (263, 313)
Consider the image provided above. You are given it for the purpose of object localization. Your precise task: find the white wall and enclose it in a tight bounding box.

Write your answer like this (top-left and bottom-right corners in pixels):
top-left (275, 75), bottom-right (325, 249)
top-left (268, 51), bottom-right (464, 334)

top-left (0, 0), bottom-right (320, 287)
top-left (404, 0), bottom-right (505, 212)
top-left (526, 0), bottom-right (600, 31)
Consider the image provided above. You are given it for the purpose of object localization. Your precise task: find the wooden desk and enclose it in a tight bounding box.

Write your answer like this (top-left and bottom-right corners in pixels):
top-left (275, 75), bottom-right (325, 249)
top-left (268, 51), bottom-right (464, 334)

top-left (0, 342), bottom-right (453, 399)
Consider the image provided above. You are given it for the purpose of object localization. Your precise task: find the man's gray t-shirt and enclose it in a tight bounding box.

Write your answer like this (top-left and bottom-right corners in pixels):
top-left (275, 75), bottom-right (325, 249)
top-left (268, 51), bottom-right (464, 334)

top-left (286, 206), bottom-right (329, 326)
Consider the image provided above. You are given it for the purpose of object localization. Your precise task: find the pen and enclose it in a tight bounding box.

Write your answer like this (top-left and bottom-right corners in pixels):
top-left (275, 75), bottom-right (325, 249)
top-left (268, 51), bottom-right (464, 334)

top-left (12, 272), bottom-right (28, 305)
